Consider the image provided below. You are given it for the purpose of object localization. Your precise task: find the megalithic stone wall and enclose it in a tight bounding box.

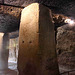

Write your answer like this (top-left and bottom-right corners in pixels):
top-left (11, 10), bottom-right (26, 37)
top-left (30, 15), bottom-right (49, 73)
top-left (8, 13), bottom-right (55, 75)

top-left (18, 3), bottom-right (59, 75)
top-left (0, 33), bottom-right (9, 70)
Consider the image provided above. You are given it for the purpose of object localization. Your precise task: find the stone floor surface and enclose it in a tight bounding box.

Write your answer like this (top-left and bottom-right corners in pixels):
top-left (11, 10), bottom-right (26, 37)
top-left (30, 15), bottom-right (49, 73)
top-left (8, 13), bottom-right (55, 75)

top-left (0, 61), bottom-right (75, 75)
top-left (0, 69), bottom-right (17, 75)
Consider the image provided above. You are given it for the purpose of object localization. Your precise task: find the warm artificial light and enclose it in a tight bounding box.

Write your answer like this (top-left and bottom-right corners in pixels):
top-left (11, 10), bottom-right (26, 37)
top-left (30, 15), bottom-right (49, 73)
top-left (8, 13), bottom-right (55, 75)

top-left (65, 19), bottom-right (75, 26)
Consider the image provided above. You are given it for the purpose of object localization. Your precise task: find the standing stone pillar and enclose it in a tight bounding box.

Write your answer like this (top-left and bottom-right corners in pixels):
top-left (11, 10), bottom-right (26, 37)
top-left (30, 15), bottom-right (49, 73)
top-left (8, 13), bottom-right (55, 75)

top-left (18, 3), bottom-right (59, 75)
top-left (0, 33), bottom-right (9, 70)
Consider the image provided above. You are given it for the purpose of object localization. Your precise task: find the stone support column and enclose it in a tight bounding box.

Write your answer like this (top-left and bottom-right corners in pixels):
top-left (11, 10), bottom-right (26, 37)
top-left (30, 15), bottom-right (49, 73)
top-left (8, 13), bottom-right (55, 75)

top-left (18, 3), bottom-right (59, 75)
top-left (0, 33), bottom-right (9, 70)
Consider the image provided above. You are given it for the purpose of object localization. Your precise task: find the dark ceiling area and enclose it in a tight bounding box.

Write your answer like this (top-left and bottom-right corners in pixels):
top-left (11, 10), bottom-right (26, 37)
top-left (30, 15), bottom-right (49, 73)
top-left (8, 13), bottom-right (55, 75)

top-left (0, 14), bottom-right (20, 33)
top-left (37, 0), bottom-right (75, 18)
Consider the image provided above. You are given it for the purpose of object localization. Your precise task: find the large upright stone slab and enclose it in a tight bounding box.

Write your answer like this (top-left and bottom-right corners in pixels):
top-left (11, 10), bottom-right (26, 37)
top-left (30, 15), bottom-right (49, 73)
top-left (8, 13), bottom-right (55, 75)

top-left (0, 33), bottom-right (9, 70)
top-left (18, 3), bottom-right (59, 75)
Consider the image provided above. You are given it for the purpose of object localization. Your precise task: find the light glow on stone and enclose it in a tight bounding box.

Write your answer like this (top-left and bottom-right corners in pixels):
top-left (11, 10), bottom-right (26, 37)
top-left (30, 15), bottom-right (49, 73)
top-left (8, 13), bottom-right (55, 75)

top-left (69, 20), bottom-right (74, 25)
top-left (65, 19), bottom-right (75, 26)
top-left (0, 33), bottom-right (4, 37)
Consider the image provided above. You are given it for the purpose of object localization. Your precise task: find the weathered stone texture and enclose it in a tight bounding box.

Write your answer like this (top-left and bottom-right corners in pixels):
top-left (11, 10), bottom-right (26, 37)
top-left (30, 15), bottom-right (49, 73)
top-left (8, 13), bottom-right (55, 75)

top-left (0, 5), bottom-right (22, 32)
top-left (4, 0), bottom-right (75, 18)
top-left (57, 24), bottom-right (75, 70)
top-left (0, 33), bottom-right (9, 70)
top-left (9, 30), bottom-right (19, 39)
top-left (4, 0), bottom-right (35, 6)
top-left (18, 3), bottom-right (59, 75)
top-left (5, 0), bottom-right (24, 6)
top-left (0, 5), bottom-right (22, 18)
top-left (57, 24), bottom-right (75, 53)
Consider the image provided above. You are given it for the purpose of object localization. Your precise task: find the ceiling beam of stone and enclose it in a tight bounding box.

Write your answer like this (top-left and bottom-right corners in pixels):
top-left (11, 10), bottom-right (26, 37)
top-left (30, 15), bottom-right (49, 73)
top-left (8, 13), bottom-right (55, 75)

top-left (1, 0), bottom-right (74, 18)
top-left (0, 5), bottom-right (22, 18)
top-left (0, 0), bottom-right (75, 18)
top-left (9, 30), bottom-right (19, 39)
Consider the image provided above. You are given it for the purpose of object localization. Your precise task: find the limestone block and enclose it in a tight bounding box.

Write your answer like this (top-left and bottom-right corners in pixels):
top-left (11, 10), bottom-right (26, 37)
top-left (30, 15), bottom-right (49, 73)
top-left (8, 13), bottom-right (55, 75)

top-left (0, 33), bottom-right (9, 70)
top-left (18, 3), bottom-right (59, 75)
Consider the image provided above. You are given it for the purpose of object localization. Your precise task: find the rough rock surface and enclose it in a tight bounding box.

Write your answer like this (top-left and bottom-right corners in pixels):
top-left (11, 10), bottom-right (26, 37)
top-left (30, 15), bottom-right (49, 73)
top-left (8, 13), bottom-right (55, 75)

top-left (57, 24), bottom-right (75, 53)
top-left (9, 30), bottom-right (19, 39)
top-left (0, 14), bottom-right (19, 32)
top-left (0, 5), bottom-right (22, 32)
top-left (3, 0), bottom-right (75, 18)
top-left (57, 24), bottom-right (75, 70)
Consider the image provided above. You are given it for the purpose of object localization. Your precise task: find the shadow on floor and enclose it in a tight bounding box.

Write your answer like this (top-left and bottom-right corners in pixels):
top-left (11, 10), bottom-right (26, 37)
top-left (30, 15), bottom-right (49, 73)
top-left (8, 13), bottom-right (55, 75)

top-left (0, 68), bottom-right (18, 75)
